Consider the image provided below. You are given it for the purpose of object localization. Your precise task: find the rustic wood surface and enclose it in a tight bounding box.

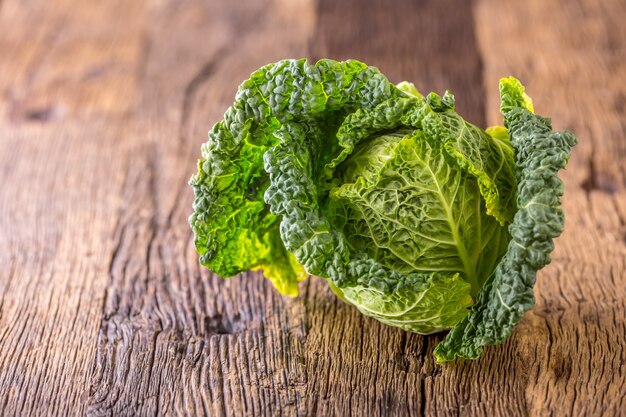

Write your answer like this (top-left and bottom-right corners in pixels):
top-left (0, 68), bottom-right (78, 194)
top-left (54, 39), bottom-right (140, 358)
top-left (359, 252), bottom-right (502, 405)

top-left (0, 0), bottom-right (624, 415)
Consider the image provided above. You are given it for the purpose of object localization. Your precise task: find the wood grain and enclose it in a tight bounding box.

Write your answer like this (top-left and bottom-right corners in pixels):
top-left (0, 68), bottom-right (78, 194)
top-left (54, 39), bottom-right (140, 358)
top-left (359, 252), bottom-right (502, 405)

top-left (0, 0), bottom-right (624, 416)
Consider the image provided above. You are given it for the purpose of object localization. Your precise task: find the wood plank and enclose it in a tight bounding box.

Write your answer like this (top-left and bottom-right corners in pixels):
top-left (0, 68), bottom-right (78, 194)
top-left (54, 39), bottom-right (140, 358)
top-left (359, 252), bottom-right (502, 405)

top-left (306, 1), bottom-right (514, 416)
top-left (475, 0), bottom-right (626, 415)
top-left (86, 0), bottom-right (316, 415)
top-left (0, 0), bottom-right (145, 415)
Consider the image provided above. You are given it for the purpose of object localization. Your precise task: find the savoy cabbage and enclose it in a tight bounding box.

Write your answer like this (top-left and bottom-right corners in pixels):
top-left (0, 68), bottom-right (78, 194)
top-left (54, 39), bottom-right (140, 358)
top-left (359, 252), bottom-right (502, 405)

top-left (189, 59), bottom-right (576, 362)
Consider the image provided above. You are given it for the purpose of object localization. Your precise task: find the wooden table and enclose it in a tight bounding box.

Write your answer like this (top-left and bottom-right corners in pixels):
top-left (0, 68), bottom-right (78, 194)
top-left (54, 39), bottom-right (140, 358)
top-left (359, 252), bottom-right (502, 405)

top-left (1, 0), bottom-right (624, 415)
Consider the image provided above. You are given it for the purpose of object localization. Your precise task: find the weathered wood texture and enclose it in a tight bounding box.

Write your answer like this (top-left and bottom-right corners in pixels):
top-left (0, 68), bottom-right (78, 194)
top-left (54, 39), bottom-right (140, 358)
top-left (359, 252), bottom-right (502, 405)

top-left (0, 0), bottom-right (624, 415)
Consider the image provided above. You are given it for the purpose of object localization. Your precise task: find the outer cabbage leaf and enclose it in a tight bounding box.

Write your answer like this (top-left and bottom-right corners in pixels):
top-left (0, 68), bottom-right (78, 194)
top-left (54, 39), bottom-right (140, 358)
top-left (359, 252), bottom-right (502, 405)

top-left (190, 59), bottom-right (400, 294)
top-left (433, 77), bottom-right (577, 362)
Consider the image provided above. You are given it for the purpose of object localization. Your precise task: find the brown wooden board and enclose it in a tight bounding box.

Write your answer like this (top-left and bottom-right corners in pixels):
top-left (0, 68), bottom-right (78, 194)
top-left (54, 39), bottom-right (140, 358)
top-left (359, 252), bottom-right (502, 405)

top-left (0, 0), bottom-right (624, 415)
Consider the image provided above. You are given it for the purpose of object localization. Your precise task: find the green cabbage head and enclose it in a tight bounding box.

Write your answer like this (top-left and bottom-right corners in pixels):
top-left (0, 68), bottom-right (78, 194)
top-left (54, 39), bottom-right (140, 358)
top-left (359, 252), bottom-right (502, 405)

top-left (189, 59), bottom-right (576, 362)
